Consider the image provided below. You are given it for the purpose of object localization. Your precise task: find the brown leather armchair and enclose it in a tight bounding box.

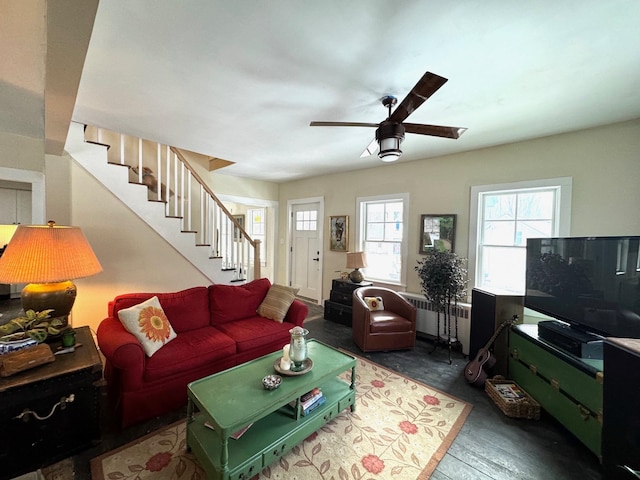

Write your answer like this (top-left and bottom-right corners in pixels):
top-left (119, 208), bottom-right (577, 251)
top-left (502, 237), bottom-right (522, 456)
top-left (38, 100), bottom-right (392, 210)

top-left (352, 286), bottom-right (417, 352)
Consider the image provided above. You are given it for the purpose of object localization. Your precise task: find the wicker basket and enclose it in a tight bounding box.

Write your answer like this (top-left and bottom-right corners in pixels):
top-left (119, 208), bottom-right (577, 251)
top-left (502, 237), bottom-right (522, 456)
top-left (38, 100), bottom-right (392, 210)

top-left (485, 377), bottom-right (541, 420)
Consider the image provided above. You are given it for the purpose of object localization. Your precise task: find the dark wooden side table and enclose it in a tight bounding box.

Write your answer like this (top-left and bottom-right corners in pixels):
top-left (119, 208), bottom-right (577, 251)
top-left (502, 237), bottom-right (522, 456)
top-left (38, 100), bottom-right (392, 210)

top-left (0, 326), bottom-right (102, 480)
top-left (324, 279), bottom-right (373, 327)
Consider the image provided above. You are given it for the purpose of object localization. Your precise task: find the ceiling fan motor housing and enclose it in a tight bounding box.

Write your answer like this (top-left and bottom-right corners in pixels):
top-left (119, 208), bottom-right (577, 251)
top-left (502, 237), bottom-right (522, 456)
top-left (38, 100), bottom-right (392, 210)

top-left (376, 121), bottom-right (405, 161)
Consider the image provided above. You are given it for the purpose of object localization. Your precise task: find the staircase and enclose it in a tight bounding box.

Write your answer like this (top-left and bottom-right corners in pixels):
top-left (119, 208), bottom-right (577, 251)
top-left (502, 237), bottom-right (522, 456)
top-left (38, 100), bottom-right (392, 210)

top-left (64, 122), bottom-right (260, 284)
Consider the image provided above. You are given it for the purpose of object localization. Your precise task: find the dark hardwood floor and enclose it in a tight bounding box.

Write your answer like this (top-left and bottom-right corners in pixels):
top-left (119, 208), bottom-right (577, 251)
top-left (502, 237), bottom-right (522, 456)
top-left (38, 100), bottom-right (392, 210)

top-left (4, 298), bottom-right (603, 479)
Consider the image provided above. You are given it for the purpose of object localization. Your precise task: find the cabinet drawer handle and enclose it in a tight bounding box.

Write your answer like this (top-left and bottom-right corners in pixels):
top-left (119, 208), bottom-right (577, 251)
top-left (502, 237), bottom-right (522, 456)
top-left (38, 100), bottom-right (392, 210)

top-left (577, 405), bottom-right (590, 421)
top-left (13, 394), bottom-right (75, 422)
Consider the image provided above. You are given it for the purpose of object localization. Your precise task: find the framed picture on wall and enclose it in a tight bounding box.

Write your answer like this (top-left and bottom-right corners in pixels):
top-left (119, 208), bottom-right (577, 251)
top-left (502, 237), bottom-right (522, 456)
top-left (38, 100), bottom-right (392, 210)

top-left (329, 215), bottom-right (348, 251)
top-left (419, 214), bottom-right (456, 254)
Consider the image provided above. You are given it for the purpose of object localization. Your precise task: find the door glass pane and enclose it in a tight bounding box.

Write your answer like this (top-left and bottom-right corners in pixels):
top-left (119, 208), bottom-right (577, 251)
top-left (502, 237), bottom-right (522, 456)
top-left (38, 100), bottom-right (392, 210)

top-left (295, 210), bottom-right (317, 231)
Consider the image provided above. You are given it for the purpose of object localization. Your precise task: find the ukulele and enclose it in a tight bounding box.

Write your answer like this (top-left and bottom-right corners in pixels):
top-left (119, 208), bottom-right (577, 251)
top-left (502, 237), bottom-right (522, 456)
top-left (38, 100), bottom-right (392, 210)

top-left (464, 314), bottom-right (518, 387)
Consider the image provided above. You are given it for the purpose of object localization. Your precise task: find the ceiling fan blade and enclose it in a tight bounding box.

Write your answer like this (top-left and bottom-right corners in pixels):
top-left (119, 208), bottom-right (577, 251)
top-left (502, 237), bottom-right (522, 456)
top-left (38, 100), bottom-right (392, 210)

top-left (310, 121), bottom-right (378, 127)
top-left (403, 123), bottom-right (467, 139)
top-left (389, 72), bottom-right (448, 123)
top-left (360, 138), bottom-right (378, 157)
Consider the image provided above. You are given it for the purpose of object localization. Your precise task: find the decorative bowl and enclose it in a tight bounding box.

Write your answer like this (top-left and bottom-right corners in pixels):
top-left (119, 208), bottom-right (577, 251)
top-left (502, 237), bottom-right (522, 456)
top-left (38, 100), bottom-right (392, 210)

top-left (262, 374), bottom-right (282, 390)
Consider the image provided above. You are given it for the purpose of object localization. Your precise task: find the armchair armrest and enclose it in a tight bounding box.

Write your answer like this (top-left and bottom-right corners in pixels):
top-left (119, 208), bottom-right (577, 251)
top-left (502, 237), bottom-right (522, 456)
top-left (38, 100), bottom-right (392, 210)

top-left (352, 293), bottom-right (372, 341)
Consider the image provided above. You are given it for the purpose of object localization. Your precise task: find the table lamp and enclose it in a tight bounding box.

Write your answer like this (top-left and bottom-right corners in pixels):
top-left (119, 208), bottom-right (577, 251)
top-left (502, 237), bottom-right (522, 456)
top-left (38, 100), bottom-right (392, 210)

top-left (346, 251), bottom-right (367, 283)
top-left (0, 221), bottom-right (102, 325)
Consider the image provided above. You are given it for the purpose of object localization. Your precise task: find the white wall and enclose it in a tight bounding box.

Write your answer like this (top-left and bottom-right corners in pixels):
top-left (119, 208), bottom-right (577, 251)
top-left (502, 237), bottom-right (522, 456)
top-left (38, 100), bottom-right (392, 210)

top-left (277, 119), bottom-right (640, 301)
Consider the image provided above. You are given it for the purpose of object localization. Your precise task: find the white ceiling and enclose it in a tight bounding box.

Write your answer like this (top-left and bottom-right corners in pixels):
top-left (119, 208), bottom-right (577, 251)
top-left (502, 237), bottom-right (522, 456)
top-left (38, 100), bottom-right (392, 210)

top-left (72, 0), bottom-right (640, 183)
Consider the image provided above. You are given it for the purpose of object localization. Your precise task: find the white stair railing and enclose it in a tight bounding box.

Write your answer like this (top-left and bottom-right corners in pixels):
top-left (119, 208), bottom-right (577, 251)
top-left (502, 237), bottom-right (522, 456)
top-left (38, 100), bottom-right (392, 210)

top-left (87, 125), bottom-right (260, 282)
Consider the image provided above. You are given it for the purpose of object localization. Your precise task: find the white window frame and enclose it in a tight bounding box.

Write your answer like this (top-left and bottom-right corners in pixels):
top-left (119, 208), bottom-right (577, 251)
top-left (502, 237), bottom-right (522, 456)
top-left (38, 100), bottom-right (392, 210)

top-left (247, 207), bottom-right (267, 266)
top-left (356, 192), bottom-right (409, 287)
top-left (468, 177), bottom-right (572, 294)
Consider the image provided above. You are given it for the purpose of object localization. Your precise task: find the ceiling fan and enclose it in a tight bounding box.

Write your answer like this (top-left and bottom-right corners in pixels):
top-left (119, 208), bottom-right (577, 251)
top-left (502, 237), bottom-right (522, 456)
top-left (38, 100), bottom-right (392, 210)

top-left (310, 71), bottom-right (467, 162)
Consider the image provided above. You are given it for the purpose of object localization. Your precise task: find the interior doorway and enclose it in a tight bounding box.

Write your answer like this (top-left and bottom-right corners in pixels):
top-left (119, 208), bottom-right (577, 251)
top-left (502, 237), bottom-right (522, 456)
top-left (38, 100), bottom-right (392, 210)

top-left (288, 197), bottom-right (324, 303)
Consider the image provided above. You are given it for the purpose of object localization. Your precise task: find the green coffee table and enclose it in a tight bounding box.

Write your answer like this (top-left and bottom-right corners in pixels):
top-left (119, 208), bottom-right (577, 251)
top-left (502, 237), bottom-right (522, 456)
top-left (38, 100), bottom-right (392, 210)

top-left (186, 339), bottom-right (356, 480)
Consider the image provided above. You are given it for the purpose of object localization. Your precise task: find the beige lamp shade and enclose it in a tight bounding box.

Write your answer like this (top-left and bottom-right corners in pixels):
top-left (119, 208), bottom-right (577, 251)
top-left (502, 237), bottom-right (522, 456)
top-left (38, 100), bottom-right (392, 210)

top-left (0, 222), bottom-right (103, 284)
top-left (346, 251), bottom-right (367, 283)
top-left (346, 252), bottom-right (367, 269)
top-left (0, 222), bottom-right (102, 322)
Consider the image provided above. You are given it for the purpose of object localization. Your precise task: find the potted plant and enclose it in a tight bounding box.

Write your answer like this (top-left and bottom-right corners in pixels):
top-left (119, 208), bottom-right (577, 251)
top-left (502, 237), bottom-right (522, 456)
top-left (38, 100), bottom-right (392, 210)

top-left (0, 309), bottom-right (65, 343)
top-left (415, 250), bottom-right (467, 363)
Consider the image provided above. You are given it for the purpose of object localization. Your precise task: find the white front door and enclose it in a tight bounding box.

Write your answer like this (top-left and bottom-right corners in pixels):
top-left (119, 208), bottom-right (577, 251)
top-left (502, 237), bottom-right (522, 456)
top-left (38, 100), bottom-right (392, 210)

top-left (290, 200), bottom-right (322, 302)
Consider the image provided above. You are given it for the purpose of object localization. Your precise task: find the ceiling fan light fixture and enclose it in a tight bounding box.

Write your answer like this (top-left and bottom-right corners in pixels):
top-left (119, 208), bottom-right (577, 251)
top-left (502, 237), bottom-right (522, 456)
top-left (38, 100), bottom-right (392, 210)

top-left (376, 121), bottom-right (404, 162)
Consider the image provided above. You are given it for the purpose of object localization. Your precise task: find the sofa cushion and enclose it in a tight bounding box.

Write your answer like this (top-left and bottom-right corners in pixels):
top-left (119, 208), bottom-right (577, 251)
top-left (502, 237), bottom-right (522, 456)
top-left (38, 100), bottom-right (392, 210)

top-left (112, 287), bottom-right (210, 333)
top-left (214, 315), bottom-right (293, 352)
top-left (257, 284), bottom-right (300, 322)
top-left (364, 296), bottom-right (385, 311)
top-left (209, 278), bottom-right (271, 325)
top-left (118, 296), bottom-right (177, 357)
top-left (143, 327), bottom-right (236, 383)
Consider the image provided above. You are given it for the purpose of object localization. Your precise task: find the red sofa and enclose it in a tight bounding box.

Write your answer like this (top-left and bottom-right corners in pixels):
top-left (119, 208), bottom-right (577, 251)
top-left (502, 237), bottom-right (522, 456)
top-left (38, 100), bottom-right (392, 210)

top-left (96, 278), bottom-right (308, 427)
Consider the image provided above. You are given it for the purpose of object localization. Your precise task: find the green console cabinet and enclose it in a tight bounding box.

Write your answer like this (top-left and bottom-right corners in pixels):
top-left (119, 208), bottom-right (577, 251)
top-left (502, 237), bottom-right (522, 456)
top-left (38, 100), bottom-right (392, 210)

top-left (509, 324), bottom-right (603, 460)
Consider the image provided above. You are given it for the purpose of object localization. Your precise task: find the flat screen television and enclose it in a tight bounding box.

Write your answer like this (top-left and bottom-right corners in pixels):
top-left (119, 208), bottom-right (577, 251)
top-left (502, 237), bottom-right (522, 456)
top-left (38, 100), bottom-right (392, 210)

top-left (525, 236), bottom-right (640, 338)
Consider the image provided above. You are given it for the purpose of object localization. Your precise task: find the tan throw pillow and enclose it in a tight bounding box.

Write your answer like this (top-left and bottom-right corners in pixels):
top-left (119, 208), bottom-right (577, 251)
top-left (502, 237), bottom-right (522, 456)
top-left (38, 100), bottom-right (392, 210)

top-left (364, 296), bottom-right (385, 311)
top-left (257, 284), bottom-right (300, 323)
top-left (118, 296), bottom-right (177, 357)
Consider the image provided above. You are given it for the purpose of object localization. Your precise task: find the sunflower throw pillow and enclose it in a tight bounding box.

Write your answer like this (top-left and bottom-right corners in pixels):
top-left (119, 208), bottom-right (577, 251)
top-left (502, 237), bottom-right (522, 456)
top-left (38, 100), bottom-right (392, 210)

top-left (364, 296), bottom-right (385, 311)
top-left (118, 296), bottom-right (177, 357)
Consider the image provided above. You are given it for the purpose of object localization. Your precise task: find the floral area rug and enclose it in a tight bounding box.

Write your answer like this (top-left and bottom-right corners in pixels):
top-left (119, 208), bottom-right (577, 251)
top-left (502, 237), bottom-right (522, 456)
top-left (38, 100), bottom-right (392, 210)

top-left (91, 356), bottom-right (472, 480)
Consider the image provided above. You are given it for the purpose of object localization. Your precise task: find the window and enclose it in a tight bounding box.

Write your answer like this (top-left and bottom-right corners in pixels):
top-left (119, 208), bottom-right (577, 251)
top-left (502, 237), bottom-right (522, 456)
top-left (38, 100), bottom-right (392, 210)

top-left (295, 209), bottom-right (317, 231)
top-left (356, 193), bottom-right (409, 285)
top-left (247, 208), bottom-right (266, 266)
top-left (469, 178), bottom-right (572, 294)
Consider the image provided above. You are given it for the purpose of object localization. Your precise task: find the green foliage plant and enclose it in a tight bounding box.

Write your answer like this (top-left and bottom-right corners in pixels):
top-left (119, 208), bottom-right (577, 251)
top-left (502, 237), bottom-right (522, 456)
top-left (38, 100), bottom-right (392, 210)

top-left (415, 251), bottom-right (467, 349)
top-left (0, 309), bottom-right (63, 343)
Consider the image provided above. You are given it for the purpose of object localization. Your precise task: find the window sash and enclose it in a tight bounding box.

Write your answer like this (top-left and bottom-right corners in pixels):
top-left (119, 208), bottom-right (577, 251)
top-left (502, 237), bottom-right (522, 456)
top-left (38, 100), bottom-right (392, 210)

top-left (357, 194), bottom-right (408, 286)
top-left (469, 178), bottom-right (572, 295)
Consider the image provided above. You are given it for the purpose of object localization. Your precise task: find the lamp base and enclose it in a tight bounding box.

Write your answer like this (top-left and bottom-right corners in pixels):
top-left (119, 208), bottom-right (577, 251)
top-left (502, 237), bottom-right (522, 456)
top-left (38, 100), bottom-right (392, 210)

top-left (21, 281), bottom-right (76, 327)
top-left (349, 268), bottom-right (364, 283)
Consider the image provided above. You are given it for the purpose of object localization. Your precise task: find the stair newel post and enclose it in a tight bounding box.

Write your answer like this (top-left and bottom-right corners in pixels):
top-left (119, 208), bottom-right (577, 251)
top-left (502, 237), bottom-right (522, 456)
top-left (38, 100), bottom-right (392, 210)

top-left (253, 239), bottom-right (261, 280)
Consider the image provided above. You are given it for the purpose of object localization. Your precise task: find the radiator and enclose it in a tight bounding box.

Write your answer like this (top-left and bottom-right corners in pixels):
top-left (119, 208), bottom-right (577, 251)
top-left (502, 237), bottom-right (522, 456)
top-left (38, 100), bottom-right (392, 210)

top-left (401, 292), bottom-right (472, 355)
